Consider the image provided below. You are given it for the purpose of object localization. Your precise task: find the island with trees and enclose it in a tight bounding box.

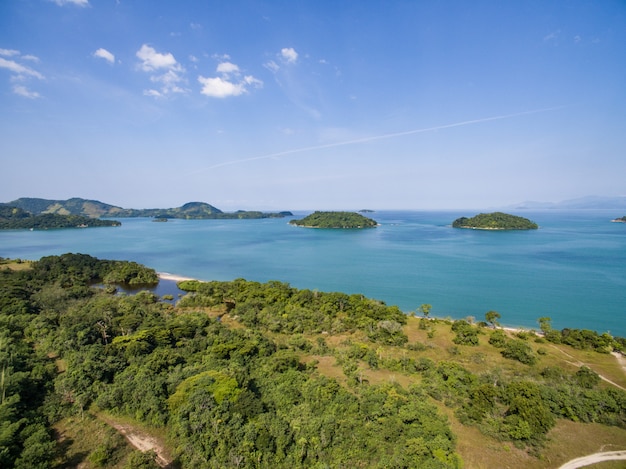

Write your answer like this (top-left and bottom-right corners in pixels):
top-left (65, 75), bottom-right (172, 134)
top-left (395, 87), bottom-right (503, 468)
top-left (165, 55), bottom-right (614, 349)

top-left (452, 212), bottom-right (538, 230)
top-left (289, 211), bottom-right (378, 229)
top-left (0, 206), bottom-right (121, 230)
top-left (611, 216), bottom-right (626, 223)
top-left (0, 253), bottom-right (625, 468)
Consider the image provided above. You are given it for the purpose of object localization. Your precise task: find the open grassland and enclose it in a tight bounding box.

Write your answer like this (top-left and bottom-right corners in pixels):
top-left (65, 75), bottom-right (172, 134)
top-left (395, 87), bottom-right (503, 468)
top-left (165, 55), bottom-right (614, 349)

top-left (285, 315), bottom-right (626, 468)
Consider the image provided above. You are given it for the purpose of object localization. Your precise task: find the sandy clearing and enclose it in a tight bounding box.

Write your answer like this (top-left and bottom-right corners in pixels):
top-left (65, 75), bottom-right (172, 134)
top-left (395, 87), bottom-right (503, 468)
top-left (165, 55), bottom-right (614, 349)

top-left (98, 416), bottom-right (173, 468)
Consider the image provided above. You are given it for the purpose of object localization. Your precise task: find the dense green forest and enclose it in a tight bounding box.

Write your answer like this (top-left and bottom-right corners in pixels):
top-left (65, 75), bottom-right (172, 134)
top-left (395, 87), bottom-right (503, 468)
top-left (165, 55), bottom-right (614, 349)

top-left (289, 211), bottom-right (378, 228)
top-left (0, 207), bottom-right (121, 230)
top-left (0, 254), bottom-right (625, 468)
top-left (452, 212), bottom-right (538, 230)
top-left (2, 198), bottom-right (292, 220)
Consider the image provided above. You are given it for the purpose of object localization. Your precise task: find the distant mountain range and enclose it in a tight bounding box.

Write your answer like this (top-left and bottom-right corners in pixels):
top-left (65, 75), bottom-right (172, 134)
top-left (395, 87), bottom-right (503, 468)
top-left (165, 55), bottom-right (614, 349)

top-left (1, 198), bottom-right (293, 220)
top-left (507, 196), bottom-right (626, 210)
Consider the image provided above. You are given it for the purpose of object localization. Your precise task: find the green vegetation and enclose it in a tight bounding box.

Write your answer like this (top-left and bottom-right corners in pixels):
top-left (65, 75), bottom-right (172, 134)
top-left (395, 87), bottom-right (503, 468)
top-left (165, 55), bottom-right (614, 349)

top-left (452, 212), bottom-right (538, 230)
top-left (0, 206), bottom-right (121, 230)
top-left (0, 253), bottom-right (625, 468)
top-left (289, 211), bottom-right (378, 229)
top-left (612, 216), bottom-right (626, 223)
top-left (2, 198), bottom-right (292, 220)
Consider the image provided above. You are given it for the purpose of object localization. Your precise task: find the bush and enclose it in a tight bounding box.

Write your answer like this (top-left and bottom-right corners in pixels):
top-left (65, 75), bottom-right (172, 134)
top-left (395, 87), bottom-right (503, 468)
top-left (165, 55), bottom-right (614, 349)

top-left (501, 340), bottom-right (537, 365)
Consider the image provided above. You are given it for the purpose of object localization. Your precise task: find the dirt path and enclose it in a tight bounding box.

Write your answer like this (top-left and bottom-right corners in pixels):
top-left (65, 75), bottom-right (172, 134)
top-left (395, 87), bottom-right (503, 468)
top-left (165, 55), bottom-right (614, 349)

top-left (557, 450), bottom-right (626, 469)
top-left (548, 345), bottom-right (626, 391)
top-left (612, 351), bottom-right (626, 374)
top-left (97, 414), bottom-right (174, 468)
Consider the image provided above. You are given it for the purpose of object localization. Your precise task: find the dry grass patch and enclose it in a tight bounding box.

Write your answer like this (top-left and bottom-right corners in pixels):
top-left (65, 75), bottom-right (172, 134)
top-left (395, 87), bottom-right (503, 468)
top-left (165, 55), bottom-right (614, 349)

top-left (53, 414), bottom-right (134, 468)
top-left (0, 259), bottom-right (33, 271)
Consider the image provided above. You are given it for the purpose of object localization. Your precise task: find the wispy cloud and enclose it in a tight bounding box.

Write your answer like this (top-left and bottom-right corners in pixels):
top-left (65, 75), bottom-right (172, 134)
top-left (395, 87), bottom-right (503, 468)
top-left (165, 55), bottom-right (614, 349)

top-left (136, 44), bottom-right (186, 97)
top-left (0, 57), bottom-right (44, 79)
top-left (0, 50), bottom-right (44, 98)
top-left (192, 107), bottom-right (564, 173)
top-left (543, 30), bottom-right (560, 41)
top-left (51, 0), bottom-right (89, 6)
top-left (198, 59), bottom-right (262, 98)
top-left (13, 84), bottom-right (40, 99)
top-left (264, 47), bottom-right (299, 74)
top-left (93, 48), bottom-right (115, 64)
top-left (0, 48), bottom-right (20, 57)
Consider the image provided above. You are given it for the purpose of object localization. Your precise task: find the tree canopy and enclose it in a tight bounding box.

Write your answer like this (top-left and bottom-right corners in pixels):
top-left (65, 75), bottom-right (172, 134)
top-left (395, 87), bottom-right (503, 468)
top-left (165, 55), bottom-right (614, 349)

top-left (452, 212), bottom-right (538, 230)
top-left (0, 206), bottom-right (121, 230)
top-left (0, 253), bottom-right (625, 468)
top-left (289, 211), bottom-right (378, 229)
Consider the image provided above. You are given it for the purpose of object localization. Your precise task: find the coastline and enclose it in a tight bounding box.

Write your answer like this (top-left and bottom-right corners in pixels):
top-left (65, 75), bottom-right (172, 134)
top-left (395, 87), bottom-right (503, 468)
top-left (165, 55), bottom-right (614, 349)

top-left (156, 273), bottom-right (542, 336)
top-left (158, 272), bottom-right (197, 282)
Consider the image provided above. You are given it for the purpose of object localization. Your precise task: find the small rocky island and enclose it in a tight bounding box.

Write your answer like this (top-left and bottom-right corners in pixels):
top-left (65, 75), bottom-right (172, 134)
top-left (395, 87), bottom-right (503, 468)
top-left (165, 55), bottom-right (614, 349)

top-left (452, 212), bottom-right (538, 230)
top-left (611, 216), bottom-right (626, 223)
top-left (289, 211), bottom-right (378, 229)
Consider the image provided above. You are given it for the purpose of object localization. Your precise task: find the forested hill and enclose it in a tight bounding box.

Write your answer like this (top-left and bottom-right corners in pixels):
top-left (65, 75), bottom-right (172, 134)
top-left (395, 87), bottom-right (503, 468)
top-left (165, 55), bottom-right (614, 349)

top-left (3, 198), bottom-right (292, 220)
top-left (1, 253), bottom-right (626, 468)
top-left (452, 212), bottom-right (538, 230)
top-left (0, 206), bottom-right (121, 230)
top-left (4, 197), bottom-right (126, 218)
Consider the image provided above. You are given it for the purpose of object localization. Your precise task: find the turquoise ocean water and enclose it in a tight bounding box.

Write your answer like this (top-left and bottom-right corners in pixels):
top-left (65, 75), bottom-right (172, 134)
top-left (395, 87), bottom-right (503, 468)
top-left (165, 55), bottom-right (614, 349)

top-left (1, 210), bottom-right (625, 336)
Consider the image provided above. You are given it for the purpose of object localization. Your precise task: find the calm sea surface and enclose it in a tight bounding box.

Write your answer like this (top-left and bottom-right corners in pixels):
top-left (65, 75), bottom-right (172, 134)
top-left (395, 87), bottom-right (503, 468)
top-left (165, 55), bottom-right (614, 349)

top-left (1, 210), bottom-right (625, 336)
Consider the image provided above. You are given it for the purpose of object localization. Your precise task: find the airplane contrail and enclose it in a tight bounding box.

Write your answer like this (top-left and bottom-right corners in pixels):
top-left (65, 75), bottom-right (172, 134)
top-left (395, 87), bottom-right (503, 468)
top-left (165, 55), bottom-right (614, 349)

top-left (192, 106), bottom-right (563, 173)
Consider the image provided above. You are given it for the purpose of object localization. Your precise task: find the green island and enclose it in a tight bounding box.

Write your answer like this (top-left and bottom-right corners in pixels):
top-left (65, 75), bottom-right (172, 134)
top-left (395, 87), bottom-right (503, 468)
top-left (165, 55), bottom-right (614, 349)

top-left (0, 206), bottom-right (121, 230)
top-left (452, 212), bottom-right (539, 230)
top-left (1, 253), bottom-right (625, 468)
top-left (611, 216), bottom-right (626, 223)
top-left (1, 197), bottom-right (293, 220)
top-left (289, 211), bottom-right (378, 228)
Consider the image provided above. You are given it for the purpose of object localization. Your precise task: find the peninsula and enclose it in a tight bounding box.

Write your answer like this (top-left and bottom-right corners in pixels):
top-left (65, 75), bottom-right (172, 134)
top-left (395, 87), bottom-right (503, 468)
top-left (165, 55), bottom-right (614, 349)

top-left (0, 206), bottom-right (120, 230)
top-left (452, 212), bottom-right (538, 230)
top-left (289, 211), bottom-right (378, 228)
top-left (1, 197), bottom-right (292, 220)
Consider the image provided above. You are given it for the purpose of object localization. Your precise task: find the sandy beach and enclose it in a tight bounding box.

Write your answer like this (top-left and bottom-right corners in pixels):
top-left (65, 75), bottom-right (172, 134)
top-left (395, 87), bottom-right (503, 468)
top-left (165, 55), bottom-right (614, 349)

top-left (158, 272), bottom-right (197, 282)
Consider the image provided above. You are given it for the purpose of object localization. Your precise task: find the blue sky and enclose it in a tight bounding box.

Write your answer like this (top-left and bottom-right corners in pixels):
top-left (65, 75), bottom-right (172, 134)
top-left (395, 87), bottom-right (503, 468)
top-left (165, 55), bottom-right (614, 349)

top-left (1, 0), bottom-right (625, 210)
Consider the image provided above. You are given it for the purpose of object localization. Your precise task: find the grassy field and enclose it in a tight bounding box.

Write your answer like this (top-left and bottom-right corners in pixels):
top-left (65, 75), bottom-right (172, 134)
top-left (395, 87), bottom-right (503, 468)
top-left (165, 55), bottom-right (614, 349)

top-left (298, 315), bottom-right (626, 468)
top-left (51, 305), bottom-right (626, 468)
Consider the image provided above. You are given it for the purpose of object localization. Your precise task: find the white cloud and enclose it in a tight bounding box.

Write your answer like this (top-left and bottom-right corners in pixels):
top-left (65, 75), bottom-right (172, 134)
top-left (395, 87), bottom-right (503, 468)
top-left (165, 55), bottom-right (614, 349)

top-left (198, 76), bottom-right (246, 98)
top-left (198, 58), bottom-right (262, 98)
top-left (51, 0), bottom-right (89, 6)
top-left (13, 84), bottom-right (40, 99)
top-left (136, 44), bottom-right (179, 72)
top-left (281, 47), bottom-right (298, 63)
top-left (136, 44), bottom-right (186, 97)
top-left (94, 48), bottom-right (115, 64)
top-left (0, 49), bottom-right (20, 57)
top-left (143, 89), bottom-right (162, 98)
top-left (216, 62), bottom-right (239, 75)
top-left (0, 57), bottom-right (44, 79)
top-left (150, 69), bottom-right (185, 94)
top-left (0, 51), bottom-right (44, 98)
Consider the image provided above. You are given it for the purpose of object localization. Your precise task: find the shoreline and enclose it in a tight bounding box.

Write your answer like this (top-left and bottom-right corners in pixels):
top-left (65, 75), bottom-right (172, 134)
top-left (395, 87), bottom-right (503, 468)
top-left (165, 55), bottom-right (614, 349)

top-left (157, 272), bottom-right (197, 282)
top-left (157, 273), bottom-right (545, 336)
